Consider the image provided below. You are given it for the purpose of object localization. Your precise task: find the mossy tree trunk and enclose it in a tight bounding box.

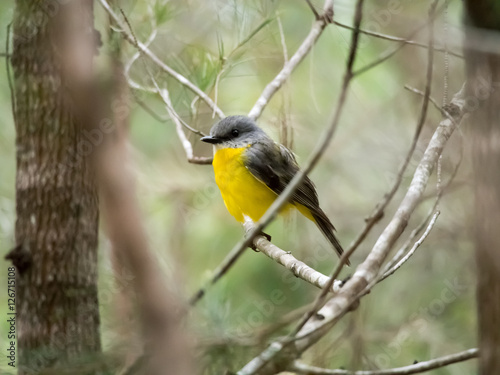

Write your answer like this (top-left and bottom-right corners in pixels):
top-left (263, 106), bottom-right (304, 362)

top-left (8, 1), bottom-right (101, 373)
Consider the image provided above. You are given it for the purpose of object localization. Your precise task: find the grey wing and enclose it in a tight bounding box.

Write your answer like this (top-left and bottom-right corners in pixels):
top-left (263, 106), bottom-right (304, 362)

top-left (245, 141), bottom-right (345, 261)
top-left (244, 141), bottom-right (323, 215)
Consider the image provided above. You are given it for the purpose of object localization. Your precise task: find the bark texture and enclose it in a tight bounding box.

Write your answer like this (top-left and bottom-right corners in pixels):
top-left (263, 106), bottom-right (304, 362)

top-left (464, 1), bottom-right (500, 374)
top-left (8, 1), bottom-right (101, 372)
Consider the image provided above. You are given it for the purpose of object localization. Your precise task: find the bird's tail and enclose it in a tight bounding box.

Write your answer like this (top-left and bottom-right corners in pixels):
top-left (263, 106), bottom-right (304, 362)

top-left (312, 210), bottom-right (350, 266)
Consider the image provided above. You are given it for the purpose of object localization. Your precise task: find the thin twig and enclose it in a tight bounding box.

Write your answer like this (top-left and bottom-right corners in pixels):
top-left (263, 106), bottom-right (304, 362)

top-left (248, 0), bottom-right (334, 120)
top-left (353, 1), bottom-right (449, 77)
top-left (277, 16), bottom-right (289, 64)
top-left (333, 20), bottom-right (463, 58)
top-left (378, 211), bottom-right (440, 283)
top-left (277, 14), bottom-right (293, 149)
top-left (304, 0), bottom-right (321, 20)
top-left (382, 203), bottom-right (437, 275)
top-left (228, 17), bottom-right (275, 60)
top-left (156, 85), bottom-right (213, 165)
top-left (404, 85), bottom-right (442, 113)
top-left (190, 0), bottom-right (362, 309)
top-left (98, 0), bottom-right (225, 119)
top-left (292, 348), bottom-right (478, 375)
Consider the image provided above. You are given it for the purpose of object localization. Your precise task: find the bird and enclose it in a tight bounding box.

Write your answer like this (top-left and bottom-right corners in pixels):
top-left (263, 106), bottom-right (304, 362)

top-left (201, 115), bottom-right (349, 265)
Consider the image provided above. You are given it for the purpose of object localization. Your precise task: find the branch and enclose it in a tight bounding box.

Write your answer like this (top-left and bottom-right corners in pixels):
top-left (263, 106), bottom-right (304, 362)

top-left (333, 20), bottom-right (463, 58)
top-left (247, 0), bottom-right (334, 120)
top-left (378, 210), bottom-right (440, 283)
top-left (244, 221), bottom-right (343, 292)
top-left (190, 0), bottom-right (362, 307)
top-left (404, 85), bottom-right (452, 119)
top-left (98, 0), bottom-right (225, 119)
top-left (292, 348), bottom-right (478, 375)
top-left (353, 1), bottom-right (449, 77)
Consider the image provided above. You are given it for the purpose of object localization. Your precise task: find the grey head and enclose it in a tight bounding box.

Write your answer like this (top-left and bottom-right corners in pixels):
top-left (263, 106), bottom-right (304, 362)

top-left (201, 115), bottom-right (268, 148)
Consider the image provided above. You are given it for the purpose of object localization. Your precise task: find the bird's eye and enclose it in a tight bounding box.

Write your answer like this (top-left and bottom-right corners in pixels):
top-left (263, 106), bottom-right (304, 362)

top-left (231, 129), bottom-right (239, 137)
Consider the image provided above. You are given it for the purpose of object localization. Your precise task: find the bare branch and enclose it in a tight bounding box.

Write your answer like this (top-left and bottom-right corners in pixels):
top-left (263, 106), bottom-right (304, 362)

top-left (248, 0), bottom-right (333, 120)
top-left (244, 221), bottom-right (343, 292)
top-left (404, 85), bottom-right (443, 113)
top-left (378, 211), bottom-right (440, 283)
top-left (333, 20), bottom-right (463, 59)
top-left (98, 0), bottom-right (225, 119)
top-left (292, 348), bottom-right (478, 375)
top-left (353, 1), bottom-right (449, 77)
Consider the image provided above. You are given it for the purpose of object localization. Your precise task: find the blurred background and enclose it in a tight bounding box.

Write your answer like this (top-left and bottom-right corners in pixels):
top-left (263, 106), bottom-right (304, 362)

top-left (0, 0), bottom-right (475, 373)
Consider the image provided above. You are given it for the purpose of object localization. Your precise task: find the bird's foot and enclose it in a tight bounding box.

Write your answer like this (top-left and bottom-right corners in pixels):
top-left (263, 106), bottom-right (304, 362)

top-left (260, 231), bottom-right (272, 242)
top-left (340, 274), bottom-right (351, 287)
top-left (248, 231), bottom-right (272, 252)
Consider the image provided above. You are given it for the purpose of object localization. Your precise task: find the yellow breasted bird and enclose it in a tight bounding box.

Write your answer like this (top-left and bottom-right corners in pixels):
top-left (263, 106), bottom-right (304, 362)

top-left (201, 115), bottom-right (349, 265)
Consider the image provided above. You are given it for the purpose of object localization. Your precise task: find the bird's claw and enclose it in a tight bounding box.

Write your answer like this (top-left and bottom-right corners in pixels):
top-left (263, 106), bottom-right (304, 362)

top-left (260, 231), bottom-right (272, 242)
top-left (248, 231), bottom-right (271, 252)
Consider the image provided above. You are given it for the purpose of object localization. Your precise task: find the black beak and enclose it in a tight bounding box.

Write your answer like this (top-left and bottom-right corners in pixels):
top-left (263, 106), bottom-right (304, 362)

top-left (201, 136), bottom-right (223, 144)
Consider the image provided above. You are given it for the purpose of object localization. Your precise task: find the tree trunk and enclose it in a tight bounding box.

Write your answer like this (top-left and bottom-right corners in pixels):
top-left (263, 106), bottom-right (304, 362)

top-left (8, 1), bottom-right (101, 372)
top-left (464, 1), bottom-right (500, 373)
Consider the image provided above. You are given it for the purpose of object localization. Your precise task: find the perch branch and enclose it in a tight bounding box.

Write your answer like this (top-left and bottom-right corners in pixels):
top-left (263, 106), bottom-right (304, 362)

top-left (292, 348), bottom-right (478, 375)
top-left (244, 221), bottom-right (343, 292)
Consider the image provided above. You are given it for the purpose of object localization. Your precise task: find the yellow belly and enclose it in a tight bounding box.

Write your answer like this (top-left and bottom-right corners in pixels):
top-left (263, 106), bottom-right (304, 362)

top-left (213, 147), bottom-right (313, 223)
